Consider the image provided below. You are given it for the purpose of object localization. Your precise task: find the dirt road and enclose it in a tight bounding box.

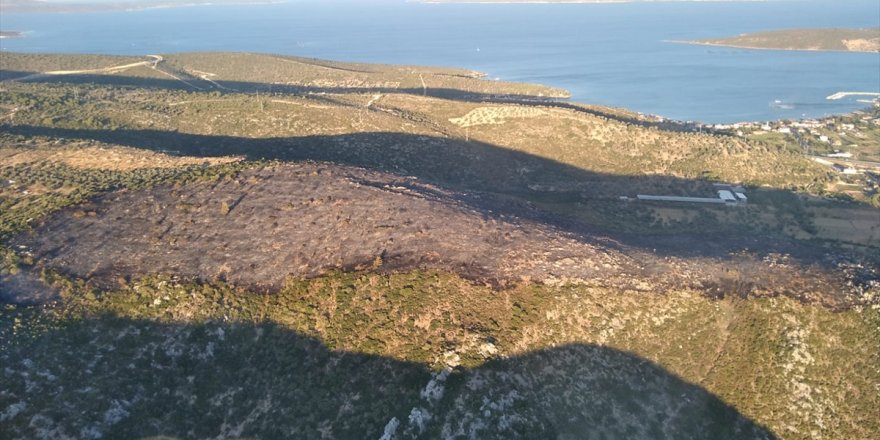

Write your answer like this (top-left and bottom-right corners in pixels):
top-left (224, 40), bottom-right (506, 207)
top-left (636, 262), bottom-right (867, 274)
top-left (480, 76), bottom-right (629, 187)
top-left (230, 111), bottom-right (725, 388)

top-left (9, 55), bottom-right (162, 82)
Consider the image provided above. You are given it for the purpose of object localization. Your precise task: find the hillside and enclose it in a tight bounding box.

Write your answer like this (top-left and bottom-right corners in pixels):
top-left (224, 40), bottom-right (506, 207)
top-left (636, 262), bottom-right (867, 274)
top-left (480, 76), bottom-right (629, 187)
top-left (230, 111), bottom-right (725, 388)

top-left (1, 52), bottom-right (878, 439)
top-left (686, 28), bottom-right (880, 53)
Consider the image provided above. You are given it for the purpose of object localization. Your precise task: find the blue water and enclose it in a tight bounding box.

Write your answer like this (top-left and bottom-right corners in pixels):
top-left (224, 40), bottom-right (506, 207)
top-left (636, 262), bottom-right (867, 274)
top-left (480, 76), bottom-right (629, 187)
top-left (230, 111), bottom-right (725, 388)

top-left (1, 0), bottom-right (879, 123)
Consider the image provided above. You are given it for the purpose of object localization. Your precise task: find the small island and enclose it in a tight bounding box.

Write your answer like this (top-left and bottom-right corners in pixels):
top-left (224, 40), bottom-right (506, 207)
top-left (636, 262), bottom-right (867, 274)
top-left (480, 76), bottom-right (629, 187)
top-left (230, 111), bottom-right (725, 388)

top-left (679, 28), bottom-right (880, 53)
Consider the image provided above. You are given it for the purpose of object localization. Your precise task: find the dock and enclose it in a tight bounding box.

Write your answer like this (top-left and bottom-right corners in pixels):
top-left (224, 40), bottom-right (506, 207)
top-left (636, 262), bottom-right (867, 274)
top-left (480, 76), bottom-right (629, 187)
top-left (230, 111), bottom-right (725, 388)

top-left (825, 92), bottom-right (880, 101)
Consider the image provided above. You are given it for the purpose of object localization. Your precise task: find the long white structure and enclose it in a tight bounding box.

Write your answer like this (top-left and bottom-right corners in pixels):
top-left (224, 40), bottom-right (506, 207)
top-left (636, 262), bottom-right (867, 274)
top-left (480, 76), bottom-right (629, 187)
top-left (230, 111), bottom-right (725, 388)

top-left (636, 195), bottom-right (726, 204)
top-left (826, 92), bottom-right (880, 101)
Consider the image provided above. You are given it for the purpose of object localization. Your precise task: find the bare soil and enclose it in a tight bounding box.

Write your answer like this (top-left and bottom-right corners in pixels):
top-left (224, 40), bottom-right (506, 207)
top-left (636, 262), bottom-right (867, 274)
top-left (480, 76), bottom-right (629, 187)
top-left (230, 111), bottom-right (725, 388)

top-left (449, 105), bottom-right (547, 128)
top-left (0, 145), bottom-right (241, 171)
top-left (808, 205), bottom-right (880, 246)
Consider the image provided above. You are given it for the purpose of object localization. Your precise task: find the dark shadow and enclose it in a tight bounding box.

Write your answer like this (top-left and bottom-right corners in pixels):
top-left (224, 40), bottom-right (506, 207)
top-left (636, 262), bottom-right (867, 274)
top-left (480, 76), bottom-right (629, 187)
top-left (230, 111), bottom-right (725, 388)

top-left (5, 125), bottom-right (875, 309)
top-left (0, 124), bottom-right (847, 265)
top-left (0, 314), bottom-right (778, 439)
top-left (4, 70), bottom-right (697, 131)
top-left (0, 70), bottom-right (36, 81)
top-left (4, 70), bottom-right (553, 100)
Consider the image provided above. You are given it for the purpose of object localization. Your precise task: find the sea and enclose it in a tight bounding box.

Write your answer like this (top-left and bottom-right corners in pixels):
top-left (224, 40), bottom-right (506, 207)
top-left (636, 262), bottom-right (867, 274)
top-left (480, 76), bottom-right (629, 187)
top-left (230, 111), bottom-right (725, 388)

top-left (1, 0), bottom-right (879, 123)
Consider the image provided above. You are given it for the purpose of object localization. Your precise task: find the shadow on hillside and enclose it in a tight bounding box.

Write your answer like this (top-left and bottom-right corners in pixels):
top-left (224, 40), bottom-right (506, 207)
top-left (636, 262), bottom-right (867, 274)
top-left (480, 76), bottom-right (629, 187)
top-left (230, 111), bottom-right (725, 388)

top-left (2, 70), bottom-right (694, 131)
top-left (1, 315), bottom-right (778, 439)
top-left (1, 124), bottom-right (836, 264)
top-left (0, 70), bottom-right (35, 82)
top-left (2, 68), bottom-right (554, 100)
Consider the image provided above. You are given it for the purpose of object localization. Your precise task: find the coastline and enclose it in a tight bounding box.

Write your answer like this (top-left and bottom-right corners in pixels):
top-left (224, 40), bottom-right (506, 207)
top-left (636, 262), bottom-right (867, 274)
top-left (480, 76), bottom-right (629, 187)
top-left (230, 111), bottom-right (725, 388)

top-left (419, 0), bottom-right (771, 3)
top-left (419, 1), bottom-right (632, 3)
top-left (665, 39), bottom-right (880, 54)
top-left (0, 31), bottom-right (25, 39)
top-left (1, 48), bottom-right (871, 125)
top-left (0, 0), bottom-right (287, 14)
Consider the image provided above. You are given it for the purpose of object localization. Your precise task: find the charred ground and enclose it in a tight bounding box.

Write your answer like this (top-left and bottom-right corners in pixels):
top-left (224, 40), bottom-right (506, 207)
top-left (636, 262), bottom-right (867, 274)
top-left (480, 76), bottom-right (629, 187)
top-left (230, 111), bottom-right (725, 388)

top-left (8, 161), bottom-right (869, 310)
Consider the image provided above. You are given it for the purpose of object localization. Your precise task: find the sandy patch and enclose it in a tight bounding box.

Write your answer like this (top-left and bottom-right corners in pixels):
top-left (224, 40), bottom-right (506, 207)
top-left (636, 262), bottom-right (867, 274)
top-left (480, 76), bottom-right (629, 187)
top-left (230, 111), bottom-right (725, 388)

top-left (843, 38), bottom-right (880, 52)
top-left (0, 146), bottom-right (242, 171)
top-left (449, 106), bottom-right (547, 128)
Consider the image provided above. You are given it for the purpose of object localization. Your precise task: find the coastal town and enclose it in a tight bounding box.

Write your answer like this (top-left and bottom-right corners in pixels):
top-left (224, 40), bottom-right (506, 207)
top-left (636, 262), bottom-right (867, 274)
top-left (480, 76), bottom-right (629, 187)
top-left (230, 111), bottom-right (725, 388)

top-left (645, 100), bottom-right (880, 206)
top-left (742, 105), bottom-right (879, 203)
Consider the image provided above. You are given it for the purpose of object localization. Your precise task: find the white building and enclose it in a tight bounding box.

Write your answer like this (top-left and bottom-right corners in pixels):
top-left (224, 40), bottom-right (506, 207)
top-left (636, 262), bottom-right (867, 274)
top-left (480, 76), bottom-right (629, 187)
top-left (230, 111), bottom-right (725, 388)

top-left (718, 190), bottom-right (738, 203)
top-left (832, 164), bottom-right (859, 174)
top-left (826, 151), bottom-right (853, 158)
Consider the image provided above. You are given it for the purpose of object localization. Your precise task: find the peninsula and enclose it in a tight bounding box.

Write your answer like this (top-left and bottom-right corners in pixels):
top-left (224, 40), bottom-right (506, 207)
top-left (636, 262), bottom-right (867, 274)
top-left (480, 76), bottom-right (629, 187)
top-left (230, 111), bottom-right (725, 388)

top-left (680, 28), bottom-right (880, 53)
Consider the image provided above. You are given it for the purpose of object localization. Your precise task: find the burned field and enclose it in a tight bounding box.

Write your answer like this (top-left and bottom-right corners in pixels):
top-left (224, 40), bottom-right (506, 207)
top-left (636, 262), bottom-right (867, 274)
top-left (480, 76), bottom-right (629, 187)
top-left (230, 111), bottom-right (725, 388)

top-left (9, 162), bottom-right (867, 308)
top-left (11, 163), bottom-right (622, 291)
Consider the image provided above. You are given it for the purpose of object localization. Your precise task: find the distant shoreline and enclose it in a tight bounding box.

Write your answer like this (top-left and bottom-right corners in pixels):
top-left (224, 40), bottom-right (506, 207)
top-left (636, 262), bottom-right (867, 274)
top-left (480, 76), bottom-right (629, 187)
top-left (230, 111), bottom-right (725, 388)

top-left (665, 40), bottom-right (879, 54)
top-left (0, 31), bottom-right (25, 39)
top-left (0, 0), bottom-right (287, 14)
top-left (673, 28), bottom-right (880, 54)
top-left (419, 0), bottom-right (770, 4)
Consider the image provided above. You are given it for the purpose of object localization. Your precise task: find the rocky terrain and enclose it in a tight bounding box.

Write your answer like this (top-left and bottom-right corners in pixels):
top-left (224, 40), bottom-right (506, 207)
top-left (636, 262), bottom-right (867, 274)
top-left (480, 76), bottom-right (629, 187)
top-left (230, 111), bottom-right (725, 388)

top-left (1, 52), bottom-right (878, 440)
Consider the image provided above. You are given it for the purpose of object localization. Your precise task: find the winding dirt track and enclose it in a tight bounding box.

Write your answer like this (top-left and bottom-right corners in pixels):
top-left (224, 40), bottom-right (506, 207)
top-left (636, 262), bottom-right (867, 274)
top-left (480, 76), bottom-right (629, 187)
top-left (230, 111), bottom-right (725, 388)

top-left (9, 55), bottom-right (163, 82)
top-left (7, 55), bottom-right (206, 90)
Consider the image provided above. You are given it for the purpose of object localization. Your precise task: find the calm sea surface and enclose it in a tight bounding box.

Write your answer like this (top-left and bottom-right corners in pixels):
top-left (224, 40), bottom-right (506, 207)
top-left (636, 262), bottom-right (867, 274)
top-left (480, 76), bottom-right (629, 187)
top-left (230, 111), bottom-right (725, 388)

top-left (2, 0), bottom-right (879, 123)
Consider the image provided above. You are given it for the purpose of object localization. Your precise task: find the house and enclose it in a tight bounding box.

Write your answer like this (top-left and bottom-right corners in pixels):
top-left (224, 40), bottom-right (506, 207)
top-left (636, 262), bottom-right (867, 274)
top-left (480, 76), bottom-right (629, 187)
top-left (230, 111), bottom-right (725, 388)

top-left (826, 151), bottom-right (853, 158)
top-left (639, 184), bottom-right (747, 206)
top-left (793, 120), bottom-right (822, 129)
top-left (718, 190), bottom-right (738, 203)
top-left (637, 195), bottom-right (724, 204)
top-left (832, 164), bottom-right (859, 174)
